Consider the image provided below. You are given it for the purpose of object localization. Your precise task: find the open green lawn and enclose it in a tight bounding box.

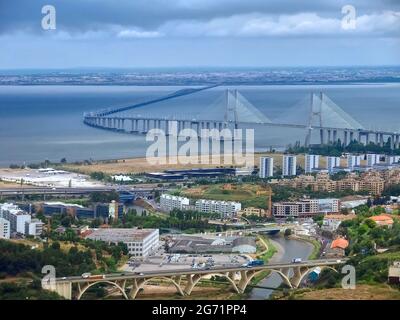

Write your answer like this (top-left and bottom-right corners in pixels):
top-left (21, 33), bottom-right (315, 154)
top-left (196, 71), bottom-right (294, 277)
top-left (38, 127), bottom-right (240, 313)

top-left (182, 183), bottom-right (268, 209)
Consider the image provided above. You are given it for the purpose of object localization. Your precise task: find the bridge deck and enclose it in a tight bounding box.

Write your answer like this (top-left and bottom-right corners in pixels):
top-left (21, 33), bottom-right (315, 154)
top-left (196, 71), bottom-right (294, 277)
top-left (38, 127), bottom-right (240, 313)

top-left (55, 258), bottom-right (348, 284)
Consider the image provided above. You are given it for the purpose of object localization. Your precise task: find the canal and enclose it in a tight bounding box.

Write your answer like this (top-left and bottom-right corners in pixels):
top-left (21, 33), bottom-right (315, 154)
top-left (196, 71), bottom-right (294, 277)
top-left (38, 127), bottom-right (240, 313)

top-left (248, 236), bottom-right (314, 300)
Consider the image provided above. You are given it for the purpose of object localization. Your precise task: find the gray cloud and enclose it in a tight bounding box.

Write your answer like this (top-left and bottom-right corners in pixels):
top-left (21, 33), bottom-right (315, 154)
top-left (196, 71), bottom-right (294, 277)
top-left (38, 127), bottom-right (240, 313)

top-left (1, 0), bottom-right (399, 36)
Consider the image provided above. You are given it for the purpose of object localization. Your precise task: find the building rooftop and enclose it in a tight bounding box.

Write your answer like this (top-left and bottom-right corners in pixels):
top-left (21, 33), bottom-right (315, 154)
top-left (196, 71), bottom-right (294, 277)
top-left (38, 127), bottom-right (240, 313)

top-left (331, 238), bottom-right (349, 250)
top-left (324, 213), bottom-right (356, 221)
top-left (369, 215), bottom-right (394, 225)
top-left (86, 228), bottom-right (158, 242)
top-left (232, 237), bottom-right (256, 247)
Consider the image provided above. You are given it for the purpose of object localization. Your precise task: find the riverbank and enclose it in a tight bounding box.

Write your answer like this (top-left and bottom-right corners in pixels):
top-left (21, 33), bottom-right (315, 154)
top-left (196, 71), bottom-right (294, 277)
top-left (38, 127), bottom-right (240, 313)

top-left (289, 235), bottom-right (322, 260)
top-left (247, 235), bottom-right (314, 300)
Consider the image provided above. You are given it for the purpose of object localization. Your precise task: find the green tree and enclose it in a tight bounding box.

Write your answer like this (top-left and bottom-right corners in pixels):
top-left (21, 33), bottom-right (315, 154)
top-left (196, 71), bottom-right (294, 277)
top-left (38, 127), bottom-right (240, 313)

top-left (284, 228), bottom-right (292, 237)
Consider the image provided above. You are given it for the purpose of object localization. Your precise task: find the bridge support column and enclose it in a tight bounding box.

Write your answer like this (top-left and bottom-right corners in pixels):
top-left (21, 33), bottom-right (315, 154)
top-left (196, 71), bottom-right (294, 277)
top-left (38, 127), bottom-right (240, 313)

top-left (380, 133), bottom-right (384, 147)
top-left (319, 129), bottom-right (324, 145)
top-left (165, 120), bottom-right (169, 135)
top-left (343, 131), bottom-right (348, 146)
top-left (349, 131), bottom-right (354, 142)
top-left (184, 274), bottom-right (202, 295)
top-left (395, 135), bottom-right (400, 149)
top-left (357, 131), bottom-right (362, 143)
top-left (129, 278), bottom-right (146, 299)
top-left (366, 133), bottom-right (370, 145)
top-left (290, 266), bottom-right (311, 288)
top-left (141, 119), bottom-right (146, 134)
top-left (332, 130), bottom-right (337, 143)
top-left (196, 122), bottom-right (200, 136)
top-left (43, 281), bottom-right (72, 300)
top-left (237, 270), bottom-right (257, 293)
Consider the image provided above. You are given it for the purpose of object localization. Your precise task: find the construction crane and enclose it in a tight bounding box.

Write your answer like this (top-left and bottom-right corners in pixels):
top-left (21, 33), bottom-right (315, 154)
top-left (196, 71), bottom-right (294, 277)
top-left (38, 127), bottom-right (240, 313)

top-left (256, 184), bottom-right (274, 217)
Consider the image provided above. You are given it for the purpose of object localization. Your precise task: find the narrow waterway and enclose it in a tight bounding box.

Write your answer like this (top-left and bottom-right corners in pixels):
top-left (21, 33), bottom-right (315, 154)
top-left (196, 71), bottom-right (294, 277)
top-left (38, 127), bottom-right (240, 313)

top-left (248, 236), bottom-right (314, 300)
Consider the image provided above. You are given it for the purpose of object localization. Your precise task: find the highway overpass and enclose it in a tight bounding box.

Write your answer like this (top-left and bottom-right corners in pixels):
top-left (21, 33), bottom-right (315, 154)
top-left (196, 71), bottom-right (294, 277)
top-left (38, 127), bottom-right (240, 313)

top-left (43, 258), bottom-right (348, 300)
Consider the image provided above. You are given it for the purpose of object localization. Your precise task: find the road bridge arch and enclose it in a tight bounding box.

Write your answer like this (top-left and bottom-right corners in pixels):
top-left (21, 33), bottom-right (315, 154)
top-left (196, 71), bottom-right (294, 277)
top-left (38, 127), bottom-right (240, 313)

top-left (77, 280), bottom-right (128, 300)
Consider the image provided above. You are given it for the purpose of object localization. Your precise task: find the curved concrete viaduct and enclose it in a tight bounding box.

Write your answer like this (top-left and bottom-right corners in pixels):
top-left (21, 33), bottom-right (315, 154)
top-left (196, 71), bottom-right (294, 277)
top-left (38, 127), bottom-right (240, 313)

top-left (44, 259), bottom-right (347, 300)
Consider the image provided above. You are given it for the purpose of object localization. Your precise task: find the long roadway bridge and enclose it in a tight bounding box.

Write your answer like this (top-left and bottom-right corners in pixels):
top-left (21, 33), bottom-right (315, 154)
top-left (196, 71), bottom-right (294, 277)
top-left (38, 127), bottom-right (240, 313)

top-left (83, 86), bottom-right (400, 149)
top-left (44, 258), bottom-right (348, 300)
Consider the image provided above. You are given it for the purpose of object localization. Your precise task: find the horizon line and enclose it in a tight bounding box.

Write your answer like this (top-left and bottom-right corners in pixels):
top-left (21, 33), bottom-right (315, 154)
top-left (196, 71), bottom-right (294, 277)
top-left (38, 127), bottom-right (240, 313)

top-left (0, 64), bottom-right (399, 71)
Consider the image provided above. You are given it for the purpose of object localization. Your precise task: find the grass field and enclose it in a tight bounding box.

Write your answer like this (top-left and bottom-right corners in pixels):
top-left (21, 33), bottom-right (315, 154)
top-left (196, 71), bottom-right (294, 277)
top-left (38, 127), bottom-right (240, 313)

top-left (181, 183), bottom-right (268, 208)
top-left (283, 284), bottom-right (400, 300)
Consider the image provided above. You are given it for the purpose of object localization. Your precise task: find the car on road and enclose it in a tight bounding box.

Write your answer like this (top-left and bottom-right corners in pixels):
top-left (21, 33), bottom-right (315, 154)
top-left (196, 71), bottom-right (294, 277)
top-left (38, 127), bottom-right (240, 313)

top-left (81, 272), bottom-right (91, 279)
top-left (292, 258), bottom-right (302, 263)
top-left (245, 260), bottom-right (264, 268)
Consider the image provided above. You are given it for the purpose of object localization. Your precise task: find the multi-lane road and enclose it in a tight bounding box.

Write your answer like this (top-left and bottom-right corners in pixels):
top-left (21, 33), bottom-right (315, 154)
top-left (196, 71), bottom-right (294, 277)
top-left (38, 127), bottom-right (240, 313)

top-left (0, 185), bottom-right (166, 196)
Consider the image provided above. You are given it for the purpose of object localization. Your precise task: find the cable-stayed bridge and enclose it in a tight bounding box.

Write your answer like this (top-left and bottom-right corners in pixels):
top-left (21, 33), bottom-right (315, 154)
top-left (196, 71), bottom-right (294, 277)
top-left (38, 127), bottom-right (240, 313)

top-left (83, 85), bottom-right (400, 149)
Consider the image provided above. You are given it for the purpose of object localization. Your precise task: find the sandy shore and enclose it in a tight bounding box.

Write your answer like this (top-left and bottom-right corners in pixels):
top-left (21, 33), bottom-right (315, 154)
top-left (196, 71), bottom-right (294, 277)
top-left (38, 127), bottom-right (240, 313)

top-left (61, 152), bottom-right (315, 175)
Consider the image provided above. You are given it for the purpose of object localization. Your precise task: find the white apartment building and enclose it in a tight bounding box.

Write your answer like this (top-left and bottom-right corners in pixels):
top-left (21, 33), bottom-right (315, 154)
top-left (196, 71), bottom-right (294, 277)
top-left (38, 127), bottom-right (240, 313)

top-left (305, 155), bottom-right (320, 173)
top-left (367, 154), bottom-right (380, 167)
top-left (259, 157), bottom-right (274, 178)
top-left (326, 156), bottom-right (341, 173)
top-left (0, 218), bottom-right (10, 239)
top-left (86, 228), bottom-right (159, 258)
top-left (0, 203), bottom-right (31, 234)
top-left (282, 155), bottom-right (297, 176)
top-left (272, 199), bottom-right (319, 218)
top-left (347, 155), bottom-right (361, 169)
top-left (25, 219), bottom-right (44, 237)
top-left (272, 198), bottom-right (339, 218)
top-left (195, 199), bottom-right (241, 218)
top-left (386, 155), bottom-right (400, 165)
top-left (318, 199), bottom-right (340, 214)
top-left (160, 194), bottom-right (190, 212)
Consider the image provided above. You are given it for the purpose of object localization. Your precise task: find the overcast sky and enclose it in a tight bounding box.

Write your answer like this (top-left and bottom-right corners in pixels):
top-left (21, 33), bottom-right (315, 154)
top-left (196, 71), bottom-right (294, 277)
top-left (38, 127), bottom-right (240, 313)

top-left (0, 0), bottom-right (399, 68)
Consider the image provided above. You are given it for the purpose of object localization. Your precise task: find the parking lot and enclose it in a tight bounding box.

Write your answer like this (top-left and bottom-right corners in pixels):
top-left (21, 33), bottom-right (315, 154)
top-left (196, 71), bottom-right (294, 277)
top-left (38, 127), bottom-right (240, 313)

top-left (122, 253), bottom-right (250, 273)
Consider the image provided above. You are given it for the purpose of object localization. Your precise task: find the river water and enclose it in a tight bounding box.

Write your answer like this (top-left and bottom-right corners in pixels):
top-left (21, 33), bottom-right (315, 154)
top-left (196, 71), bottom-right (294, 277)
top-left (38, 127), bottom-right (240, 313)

top-left (1, 84), bottom-right (400, 166)
top-left (248, 236), bottom-right (313, 300)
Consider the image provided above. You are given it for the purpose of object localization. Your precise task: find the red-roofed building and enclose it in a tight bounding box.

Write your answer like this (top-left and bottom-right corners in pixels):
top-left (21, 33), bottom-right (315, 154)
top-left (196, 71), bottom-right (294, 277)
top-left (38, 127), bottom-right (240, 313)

top-left (331, 237), bottom-right (349, 250)
top-left (326, 237), bottom-right (349, 258)
top-left (369, 215), bottom-right (394, 227)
